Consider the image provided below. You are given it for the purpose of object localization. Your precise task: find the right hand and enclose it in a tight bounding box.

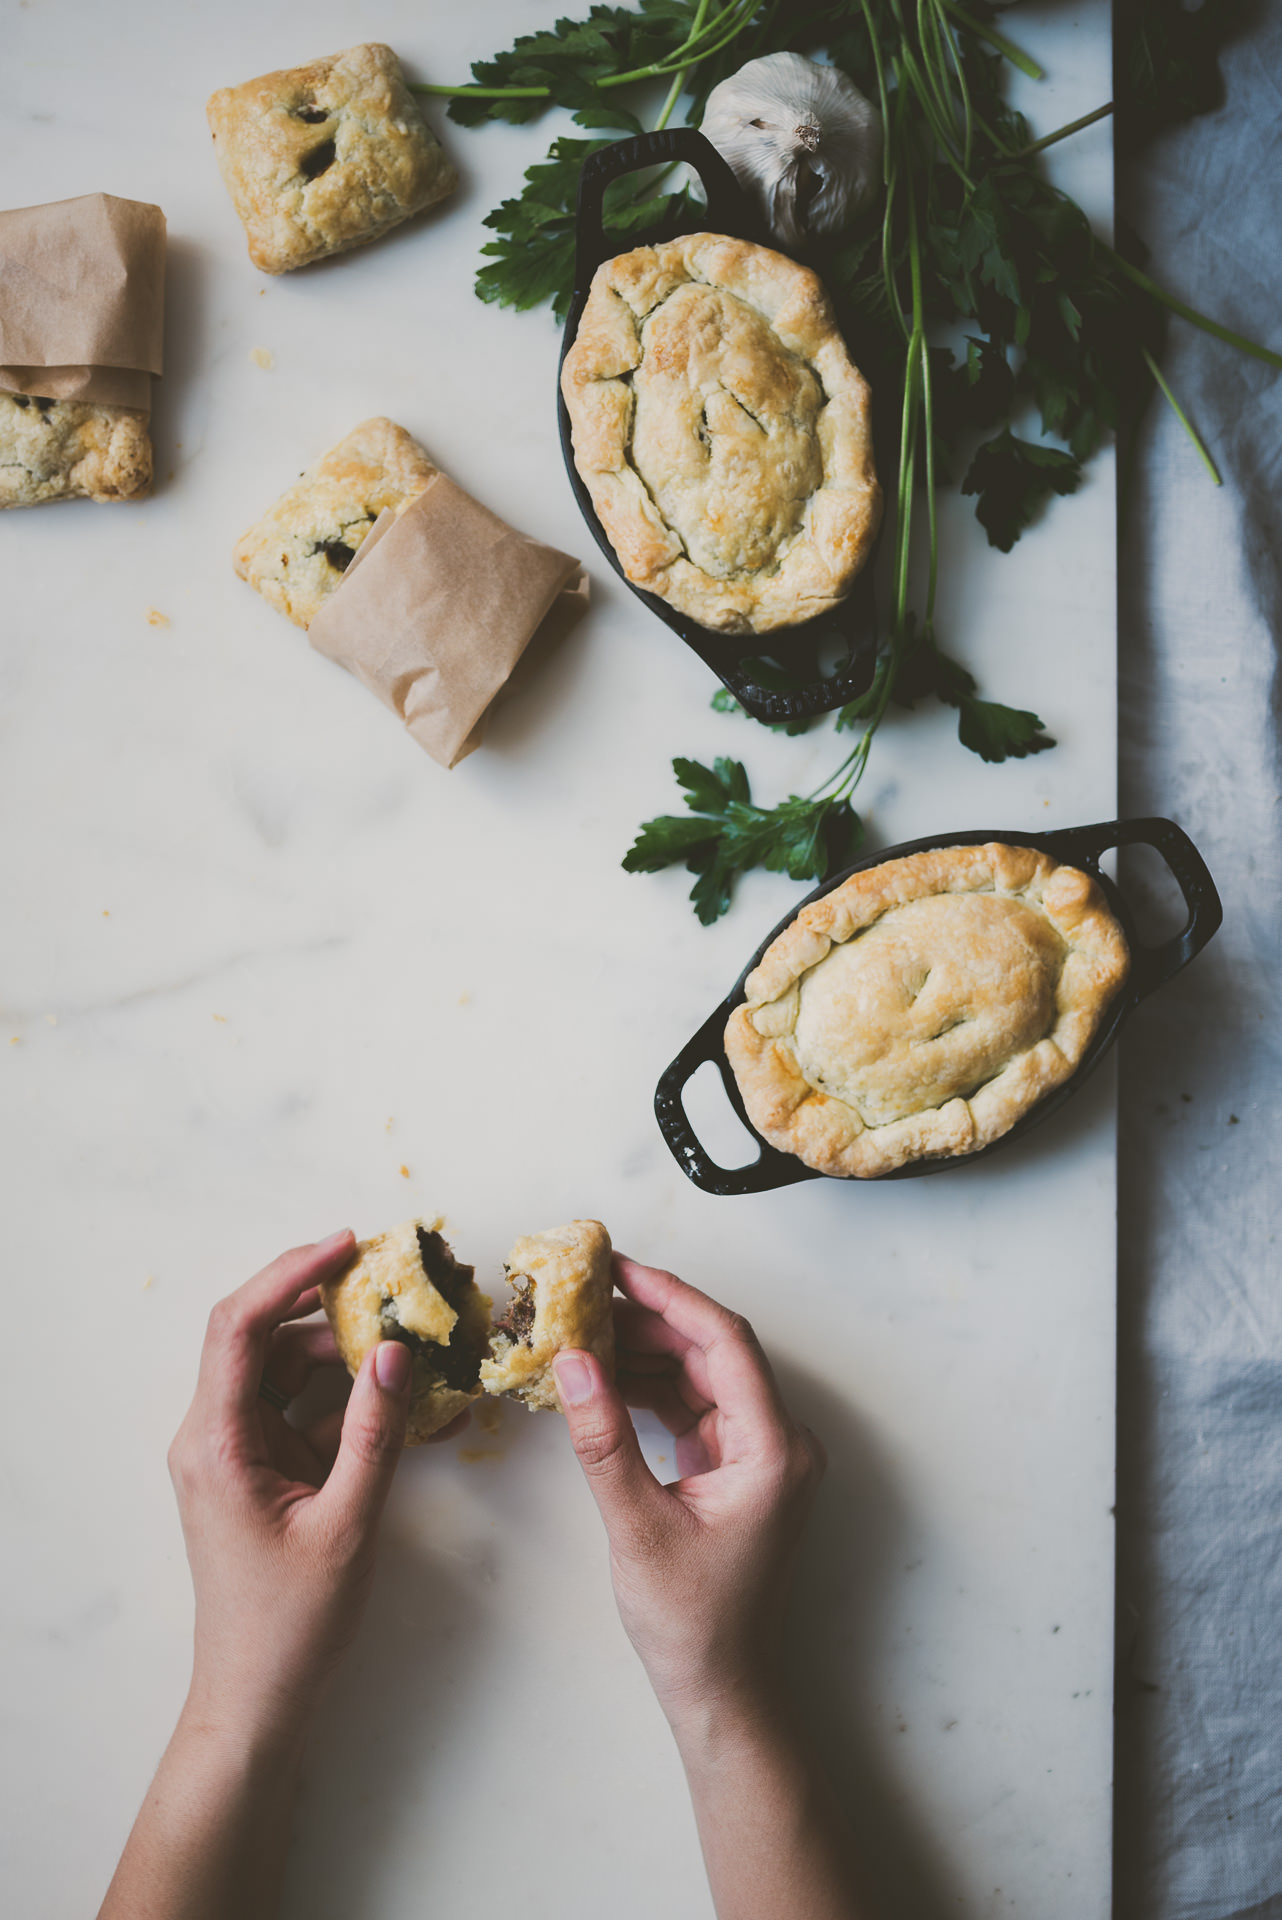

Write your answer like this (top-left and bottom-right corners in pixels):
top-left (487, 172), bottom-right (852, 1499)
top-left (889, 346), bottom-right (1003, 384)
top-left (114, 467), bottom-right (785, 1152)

top-left (553, 1256), bottom-right (825, 1728)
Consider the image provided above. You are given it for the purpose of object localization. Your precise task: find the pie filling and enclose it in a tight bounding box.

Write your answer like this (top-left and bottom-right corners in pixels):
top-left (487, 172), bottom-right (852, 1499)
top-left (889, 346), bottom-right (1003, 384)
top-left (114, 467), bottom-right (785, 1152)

top-left (789, 893), bottom-right (1068, 1127)
top-left (630, 282), bottom-right (823, 581)
top-left (492, 1272), bottom-right (537, 1348)
top-left (378, 1228), bottom-right (487, 1395)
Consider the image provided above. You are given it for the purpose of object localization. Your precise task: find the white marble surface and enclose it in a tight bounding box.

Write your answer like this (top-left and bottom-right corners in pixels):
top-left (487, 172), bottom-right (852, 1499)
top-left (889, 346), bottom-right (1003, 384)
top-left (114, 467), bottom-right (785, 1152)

top-left (0, 5), bottom-right (1117, 1916)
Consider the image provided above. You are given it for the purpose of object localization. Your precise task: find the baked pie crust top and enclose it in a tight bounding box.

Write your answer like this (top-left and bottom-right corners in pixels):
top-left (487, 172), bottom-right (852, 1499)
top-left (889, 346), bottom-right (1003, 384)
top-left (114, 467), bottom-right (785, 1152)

top-left (560, 232), bottom-right (882, 634)
top-left (724, 843), bottom-right (1130, 1178)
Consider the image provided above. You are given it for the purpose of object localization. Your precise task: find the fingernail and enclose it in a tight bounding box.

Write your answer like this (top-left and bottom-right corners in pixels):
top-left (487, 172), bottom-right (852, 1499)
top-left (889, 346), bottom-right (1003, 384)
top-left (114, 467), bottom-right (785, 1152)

top-left (316, 1228), bottom-right (353, 1257)
top-left (554, 1352), bottom-right (594, 1407)
top-left (376, 1340), bottom-right (411, 1392)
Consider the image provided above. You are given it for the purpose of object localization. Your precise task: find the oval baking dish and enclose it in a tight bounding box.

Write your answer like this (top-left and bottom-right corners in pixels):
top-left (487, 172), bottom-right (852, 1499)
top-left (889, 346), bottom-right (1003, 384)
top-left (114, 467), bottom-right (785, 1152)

top-left (557, 126), bottom-right (881, 727)
top-left (655, 816), bottom-right (1222, 1194)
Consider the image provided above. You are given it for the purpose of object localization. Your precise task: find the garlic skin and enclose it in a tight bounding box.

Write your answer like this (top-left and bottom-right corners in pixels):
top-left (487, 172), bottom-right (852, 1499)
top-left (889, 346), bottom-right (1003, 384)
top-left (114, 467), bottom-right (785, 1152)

top-left (702, 53), bottom-right (883, 248)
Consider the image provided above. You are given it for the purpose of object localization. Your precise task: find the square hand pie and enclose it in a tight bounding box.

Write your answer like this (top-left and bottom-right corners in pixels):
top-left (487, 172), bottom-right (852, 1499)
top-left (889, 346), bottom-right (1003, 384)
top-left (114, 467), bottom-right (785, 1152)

top-left (0, 391), bottom-right (151, 508)
top-left (321, 1217), bottom-right (493, 1444)
top-left (206, 42), bottom-right (456, 275)
top-left (725, 843), bottom-right (1130, 1178)
top-left (480, 1220), bottom-right (614, 1412)
top-left (559, 232), bottom-right (882, 634)
top-left (233, 415), bottom-right (436, 628)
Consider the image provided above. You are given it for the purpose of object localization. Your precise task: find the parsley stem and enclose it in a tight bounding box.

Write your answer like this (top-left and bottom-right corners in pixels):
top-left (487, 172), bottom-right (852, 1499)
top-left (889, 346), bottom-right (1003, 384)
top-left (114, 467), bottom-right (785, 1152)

top-left (1018, 101), bottom-right (1113, 157)
top-left (412, 83), bottom-right (550, 99)
top-left (938, 1), bottom-right (1044, 80)
top-left (1141, 347), bottom-right (1223, 486)
top-left (1109, 251), bottom-right (1282, 372)
top-left (653, 0), bottom-right (711, 131)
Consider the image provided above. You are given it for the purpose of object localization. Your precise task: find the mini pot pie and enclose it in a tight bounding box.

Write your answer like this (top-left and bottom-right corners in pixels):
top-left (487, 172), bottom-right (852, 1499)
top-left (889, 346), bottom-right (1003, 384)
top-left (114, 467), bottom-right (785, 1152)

top-left (321, 1216), bottom-right (615, 1440)
top-left (206, 43), bottom-right (456, 276)
top-left (233, 416), bottom-right (436, 628)
top-left (480, 1220), bottom-right (614, 1412)
top-left (725, 843), bottom-right (1130, 1179)
top-left (0, 392), bottom-right (151, 507)
top-left (560, 232), bottom-right (881, 634)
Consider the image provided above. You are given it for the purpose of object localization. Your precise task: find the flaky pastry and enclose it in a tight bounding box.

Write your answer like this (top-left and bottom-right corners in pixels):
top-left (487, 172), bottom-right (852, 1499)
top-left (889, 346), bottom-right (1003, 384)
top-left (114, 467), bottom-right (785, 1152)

top-left (480, 1220), bottom-right (614, 1412)
top-left (725, 843), bottom-right (1130, 1178)
top-left (0, 392), bottom-right (151, 507)
top-left (560, 232), bottom-right (881, 633)
top-left (233, 416), bottom-right (437, 628)
top-left (206, 43), bottom-right (456, 275)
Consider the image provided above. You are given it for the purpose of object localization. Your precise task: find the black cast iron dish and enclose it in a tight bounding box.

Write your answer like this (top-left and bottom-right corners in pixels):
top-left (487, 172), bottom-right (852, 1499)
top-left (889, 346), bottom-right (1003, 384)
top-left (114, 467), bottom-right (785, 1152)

top-left (557, 127), bottom-right (881, 726)
top-left (655, 816), bottom-right (1222, 1195)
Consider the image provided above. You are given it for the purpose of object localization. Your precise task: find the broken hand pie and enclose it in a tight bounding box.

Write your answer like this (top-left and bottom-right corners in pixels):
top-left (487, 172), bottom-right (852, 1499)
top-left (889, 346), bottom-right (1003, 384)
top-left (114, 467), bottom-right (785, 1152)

top-left (724, 843), bottom-right (1130, 1178)
top-left (559, 232), bottom-right (881, 634)
top-left (320, 1216), bottom-right (613, 1442)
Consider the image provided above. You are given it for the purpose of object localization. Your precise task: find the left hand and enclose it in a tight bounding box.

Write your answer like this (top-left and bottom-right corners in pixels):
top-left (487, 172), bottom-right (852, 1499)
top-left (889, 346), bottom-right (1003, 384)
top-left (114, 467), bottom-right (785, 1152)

top-left (167, 1231), bottom-right (463, 1746)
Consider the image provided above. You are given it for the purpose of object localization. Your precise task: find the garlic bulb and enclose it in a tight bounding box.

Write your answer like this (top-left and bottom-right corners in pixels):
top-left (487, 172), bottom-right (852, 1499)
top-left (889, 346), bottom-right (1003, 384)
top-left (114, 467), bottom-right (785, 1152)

top-left (702, 53), bottom-right (882, 248)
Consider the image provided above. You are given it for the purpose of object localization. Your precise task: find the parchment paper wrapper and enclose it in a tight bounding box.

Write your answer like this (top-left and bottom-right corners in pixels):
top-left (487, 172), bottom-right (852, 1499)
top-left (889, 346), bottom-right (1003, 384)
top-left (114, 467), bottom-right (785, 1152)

top-left (0, 193), bottom-right (166, 410)
top-left (307, 475), bottom-right (587, 768)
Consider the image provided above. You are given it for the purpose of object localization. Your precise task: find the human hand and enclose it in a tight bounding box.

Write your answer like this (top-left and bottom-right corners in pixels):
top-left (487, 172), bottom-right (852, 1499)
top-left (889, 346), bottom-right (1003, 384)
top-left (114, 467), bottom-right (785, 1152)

top-left (167, 1232), bottom-right (464, 1748)
top-left (552, 1256), bottom-right (825, 1731)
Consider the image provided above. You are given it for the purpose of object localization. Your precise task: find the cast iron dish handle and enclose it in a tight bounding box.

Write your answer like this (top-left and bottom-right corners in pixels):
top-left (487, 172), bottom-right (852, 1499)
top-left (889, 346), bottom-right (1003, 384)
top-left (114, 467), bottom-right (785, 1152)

top-left (654, 1005), bottom-right (821, 1197)
top-left (1041, 815), bottom-right (1223, 999)
top-left (573, 128), bottom-right (756, 288)
top-left (563, 130), bottom-right (883, 727)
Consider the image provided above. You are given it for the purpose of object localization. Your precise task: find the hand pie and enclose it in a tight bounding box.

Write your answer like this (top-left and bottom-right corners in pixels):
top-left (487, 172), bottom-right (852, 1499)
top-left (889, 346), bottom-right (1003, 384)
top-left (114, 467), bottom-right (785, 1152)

top-left (0, 392), bottom-right (151, 507)
top-left (321, 1217), bottom-right (614, 1440)
top-left (560, 232), bottom-right (881, 634)
top-left (206, 43), bottom-right (456, 276)
top-left (480, 1220), bottom-right (614, 1412)
top-left (321, 1218), bottom-right (491, 1443)
top-left (724, 843), bottom-right (1130, 1178)
top-left (233, 416), bottom-right (436, 629)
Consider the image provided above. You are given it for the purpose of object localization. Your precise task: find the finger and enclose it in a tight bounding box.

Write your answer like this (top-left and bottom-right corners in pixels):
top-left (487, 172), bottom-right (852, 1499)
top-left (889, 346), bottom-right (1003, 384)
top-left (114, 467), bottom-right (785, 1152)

top-left (319, 1339), bottom-right (411, 1533)
top-left (279, 1286), bottom-right (323, 1324)
top-left (194, 1231), bottom-right (356, 1433)
top-left (262, 1321), bottom-right (343, 1400)
top-left (614, 1370), bottom-right (701, 1436)
top-left (614, 1255), bottom-right (796, 1460)
top-left (303, 1408), bottom-right (346, 1469)
top-left (553, 1351), bottom-right (668, 1542)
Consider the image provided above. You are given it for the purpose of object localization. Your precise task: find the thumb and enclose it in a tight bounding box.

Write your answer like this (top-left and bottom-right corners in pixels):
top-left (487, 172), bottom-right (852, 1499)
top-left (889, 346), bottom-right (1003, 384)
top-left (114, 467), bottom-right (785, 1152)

top-left (322, 1340), bottom-right (412, 1532)
top-left (554, 1350), bottom-right (664, 1539)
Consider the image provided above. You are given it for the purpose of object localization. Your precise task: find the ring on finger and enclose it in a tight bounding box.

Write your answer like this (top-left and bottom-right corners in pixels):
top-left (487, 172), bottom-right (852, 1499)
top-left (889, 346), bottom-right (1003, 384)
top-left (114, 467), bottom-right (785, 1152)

top-left (257, 1377), bottom-right (292, 1414)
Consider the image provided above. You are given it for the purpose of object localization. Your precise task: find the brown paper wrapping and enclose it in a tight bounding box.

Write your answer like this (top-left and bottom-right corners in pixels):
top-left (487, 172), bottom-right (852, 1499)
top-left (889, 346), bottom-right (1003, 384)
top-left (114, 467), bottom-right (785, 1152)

top-left (0, 193), bottom-right (166, 409)
top-left (307, 476), bottom-right (587, 768)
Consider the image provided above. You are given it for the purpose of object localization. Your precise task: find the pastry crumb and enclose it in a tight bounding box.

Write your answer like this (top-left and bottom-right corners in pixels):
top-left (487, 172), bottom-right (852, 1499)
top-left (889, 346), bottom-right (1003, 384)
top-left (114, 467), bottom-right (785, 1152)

top-left (9, 1036), bottom-right (20, 1046)
top-left (385, 1116), bottom-right (395, 1132)
top-left (102, 909), bottom-right (110, 917)
top-left (146, 607), bottom-right (170, 627)
top-left (399, 1164), bottom-right (410, 1178)
top-left (212, 1013), bottom-right (227, 1023)
top-left (457, 991), bottom-right (470, 1007)
top-left (458, 1447), bottom-right (503, 1466)
top-left (250, 346), bottom-right (274, 370)
top-left (142, 1274), bottom-right (155, 1290)
top-left (45, 1014), bottom-right (57, 1027)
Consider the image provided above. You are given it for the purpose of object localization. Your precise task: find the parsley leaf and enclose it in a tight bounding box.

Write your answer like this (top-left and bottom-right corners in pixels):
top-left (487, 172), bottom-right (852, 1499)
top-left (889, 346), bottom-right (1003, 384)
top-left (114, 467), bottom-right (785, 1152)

top-left (623, 757), bottom-right (863, 925)
top-left (961, 429), bottom-right (1082, 552)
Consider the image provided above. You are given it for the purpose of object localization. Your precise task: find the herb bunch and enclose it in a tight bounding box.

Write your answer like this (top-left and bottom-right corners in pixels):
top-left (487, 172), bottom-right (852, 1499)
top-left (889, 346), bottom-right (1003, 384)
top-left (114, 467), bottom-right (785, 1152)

top-left (417, 2), bottom-right (1280, 922)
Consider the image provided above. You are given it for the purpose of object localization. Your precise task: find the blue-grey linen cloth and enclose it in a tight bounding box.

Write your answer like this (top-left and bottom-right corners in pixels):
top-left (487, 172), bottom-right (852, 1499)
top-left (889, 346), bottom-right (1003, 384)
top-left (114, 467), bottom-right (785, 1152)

top-left (1115, 8), bottom-right (1282, 1914)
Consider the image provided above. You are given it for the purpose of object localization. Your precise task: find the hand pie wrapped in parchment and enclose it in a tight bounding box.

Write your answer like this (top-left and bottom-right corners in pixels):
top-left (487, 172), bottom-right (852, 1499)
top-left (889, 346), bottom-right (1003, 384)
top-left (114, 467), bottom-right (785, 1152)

top-left (0, 192), bottom-right (165, 508)
top-left (234, 417), bottom-right (586, 767)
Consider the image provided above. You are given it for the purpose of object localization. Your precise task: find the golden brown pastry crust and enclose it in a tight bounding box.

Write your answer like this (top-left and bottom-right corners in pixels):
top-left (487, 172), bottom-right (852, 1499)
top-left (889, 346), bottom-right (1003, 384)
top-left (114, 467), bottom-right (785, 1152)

top-left (480, 1221), bottom-right (614, 1413)
top-left (233, 416), bottom-right (437, 628)
top-left (0, 392), bottom-right (151, 507)
top-left (725, 843), bottom-right (1130, 1178)
top-left (560, 232), bottom-right (881, 634)
top-left (320, 1216), bottom-right (491, 1443)
top-left (206, 43), bottom-right (457, 276)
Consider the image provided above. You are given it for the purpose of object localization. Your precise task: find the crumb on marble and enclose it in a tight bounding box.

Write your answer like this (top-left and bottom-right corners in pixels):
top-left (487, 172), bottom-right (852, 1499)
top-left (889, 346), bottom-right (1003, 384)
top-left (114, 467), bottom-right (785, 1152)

top-left (458, 1447), bottom-right (503, 1466)
top-left (9, 1036), bottom-right (20, 1046)
top-left (146, 607), bottom-right (170, 627)
top-left (457, 991), bottom-right (470, 1007)
top-left (385, 1116), bottom-right (394, 1132)
top-left (213, 1013), bottom-right (227, 1023)
top-left (45, 1015), bottom-right (57, 1027)
top-left (399, 1163), bottom-right (410, 1178)
top-left (143, 1274), bottom-right (155, 1290)
top-left (250, 347), bottom-right (274, 370)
